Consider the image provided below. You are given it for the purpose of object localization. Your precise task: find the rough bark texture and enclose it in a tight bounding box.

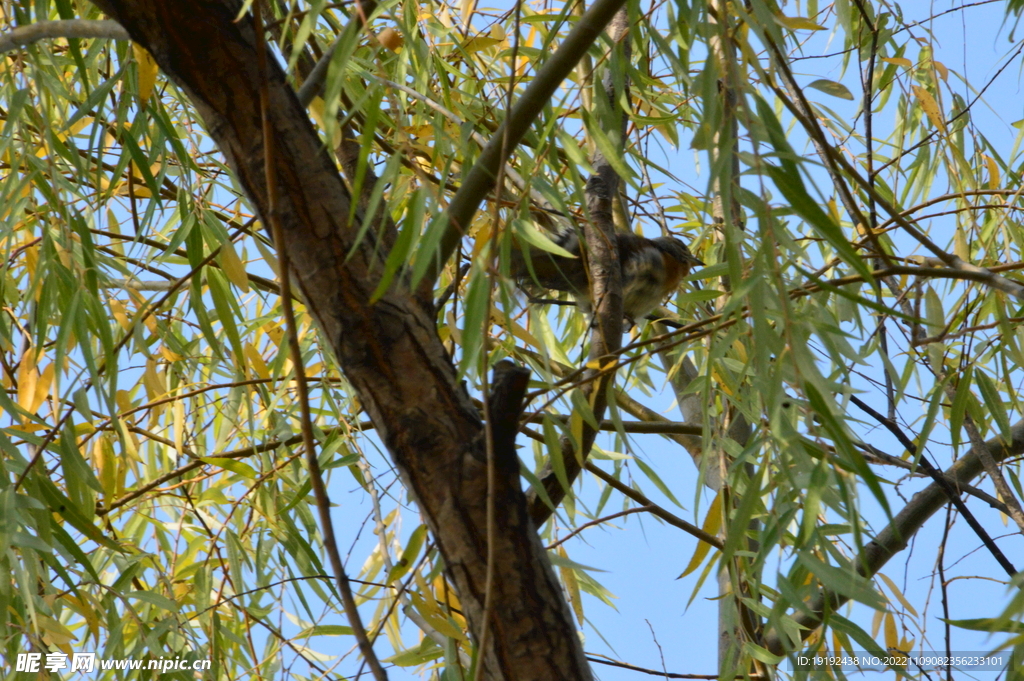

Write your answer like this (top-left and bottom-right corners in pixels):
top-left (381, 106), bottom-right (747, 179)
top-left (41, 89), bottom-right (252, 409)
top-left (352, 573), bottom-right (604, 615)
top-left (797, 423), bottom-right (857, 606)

top-left (525, 9), bottom-right (628, 526)
top-left (88, 1), bottom-right (591, 678)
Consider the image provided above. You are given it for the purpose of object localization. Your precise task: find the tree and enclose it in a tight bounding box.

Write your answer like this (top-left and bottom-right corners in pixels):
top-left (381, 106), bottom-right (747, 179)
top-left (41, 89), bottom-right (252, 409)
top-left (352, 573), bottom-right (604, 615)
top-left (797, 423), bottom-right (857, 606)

top-left (1, 0), bottom-right (1023, 679)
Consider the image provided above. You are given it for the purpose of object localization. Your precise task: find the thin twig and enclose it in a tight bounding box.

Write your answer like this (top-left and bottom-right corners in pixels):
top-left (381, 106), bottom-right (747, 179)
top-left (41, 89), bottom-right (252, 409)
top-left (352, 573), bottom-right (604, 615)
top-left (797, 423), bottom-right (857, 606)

top-left (546, 505), bottom-right (654, 549)
top-left (849, 394), bottom-right (1019, 577)
top-left (585, 654), bottom-right (764, 679)
top-left (253, 4), bottom-right (386, 678)
top-left (584, 463), bottom-right (722, 549)
top-left (473, 10), bottom-right (526, 673)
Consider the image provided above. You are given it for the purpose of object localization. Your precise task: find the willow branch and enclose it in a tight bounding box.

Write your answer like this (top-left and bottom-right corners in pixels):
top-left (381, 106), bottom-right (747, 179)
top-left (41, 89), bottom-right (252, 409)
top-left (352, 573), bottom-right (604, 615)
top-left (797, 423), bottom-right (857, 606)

top-left (427, 0), bottom-right (630, 287)
top-left (0, 19), bottom-right (128, 53)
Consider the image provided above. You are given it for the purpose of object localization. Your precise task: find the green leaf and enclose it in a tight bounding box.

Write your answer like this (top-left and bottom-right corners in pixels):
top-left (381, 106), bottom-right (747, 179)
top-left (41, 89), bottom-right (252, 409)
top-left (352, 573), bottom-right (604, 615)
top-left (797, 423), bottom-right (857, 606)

top-left (458, 265), bottom-right (491, 377)
top-left (202, 457), bottom-right (259, 480)
top-left (512, 218), bottom-right (576, 257)
top-left (797, 551), bottom-right (886, 611)
top-left (296, 624), bottom-right (356, 637)
top-left (944, 618), bottom-right (1024, 634)
top-left (807, 79), bottom-right (855, 100)
top-left (386, 524), bottom-right (429, 584)
top-left (975, 370), bottom-right (1011, 443)
top-left (765, 163), bottom-right (873, 282)
top-left (632, 456), bottom-right (683, 509)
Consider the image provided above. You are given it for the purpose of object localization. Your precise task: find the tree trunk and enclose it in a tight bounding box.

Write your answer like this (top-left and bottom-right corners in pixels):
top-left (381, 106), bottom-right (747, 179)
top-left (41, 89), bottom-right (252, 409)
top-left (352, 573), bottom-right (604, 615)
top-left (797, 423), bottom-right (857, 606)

top-left (88, 1), bottom-right (592, 678)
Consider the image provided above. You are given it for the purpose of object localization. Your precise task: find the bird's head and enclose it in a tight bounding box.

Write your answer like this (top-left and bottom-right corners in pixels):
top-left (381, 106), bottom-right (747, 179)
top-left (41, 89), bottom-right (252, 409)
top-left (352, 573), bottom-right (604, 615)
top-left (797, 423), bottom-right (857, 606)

top-left (650, 236), bottom-right (704, 271)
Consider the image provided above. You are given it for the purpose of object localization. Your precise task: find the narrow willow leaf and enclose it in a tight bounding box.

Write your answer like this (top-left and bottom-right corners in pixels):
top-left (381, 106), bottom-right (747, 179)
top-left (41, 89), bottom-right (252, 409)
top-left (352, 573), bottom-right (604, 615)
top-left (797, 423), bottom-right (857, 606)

top-left (807, 79), bottom-right (854, 100)
top-left (679, 491), bottom-right (722, 577)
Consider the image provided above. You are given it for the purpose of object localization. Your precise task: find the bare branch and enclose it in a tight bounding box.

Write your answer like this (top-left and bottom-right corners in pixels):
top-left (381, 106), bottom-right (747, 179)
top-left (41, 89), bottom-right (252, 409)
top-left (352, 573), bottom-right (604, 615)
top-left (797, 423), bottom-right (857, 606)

top-left (0, 19), bottom-right (129, 54)
top-left (584, 462), bottom-right (723, 549)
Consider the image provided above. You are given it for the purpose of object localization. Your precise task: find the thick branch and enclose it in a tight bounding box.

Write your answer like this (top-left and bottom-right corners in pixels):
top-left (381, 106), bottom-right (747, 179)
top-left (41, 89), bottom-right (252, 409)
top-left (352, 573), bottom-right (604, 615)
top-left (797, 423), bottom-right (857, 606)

top-left (849, 395), bottom-right (1019, 576)
top-left (764, 418), bottom-right (1024, 654)
top-left (523, 10), bottom-right (628, 526)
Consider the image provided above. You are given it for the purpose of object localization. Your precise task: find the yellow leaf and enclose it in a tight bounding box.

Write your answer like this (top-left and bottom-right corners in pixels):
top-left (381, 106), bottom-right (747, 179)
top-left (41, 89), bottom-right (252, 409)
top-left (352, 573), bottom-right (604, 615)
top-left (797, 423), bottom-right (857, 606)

top-left (911, 86), bottom-right (946, 133)
top-left (128, 290), bottom-right (159, 333)
top-left (570, 411), bottom-right (584, 446)
top-left (24, 243), bottom-right (38, 278)
top-left (115, 389), bottom-right (134, 414)
top-left (774, 15), bottom-right (825, 31)
top-left (173, 399), bottom-right (185, 459)
top-left (434, 576), bottom-right (463, 617)
top-left (731, 339), bottom-right (748, 363)
top-left (405, 123), bottom-right (434, 142)
top-left (308, 97), bottom-right (343, 148)
top-left (8, 422), bottom-right (48, 434)
top-left (219, 240), bottom-right (250, 292)
top-left (410, 592), bottom-right (467, 640)
top-left (377, 27), bottom-right (404, 52)
top-left (26, 359), bottom-right (51, 414)
top-left (38, 613), bottom-right (77, 651)
top-left (92, 433), bottom-right (118, 501)
top-left (173, 579), bottom-right (195, 604)
top-left (471, 221), bottom-right (492, 258)
top-left (881, 57), bottom-right (912, 69)
top-left (932, 60), bottom-right (949, 82)
top-left (37, 116), bottom-right (96, 158)
top-left (263, 322), bottom-right (284, 345)
top-left (985, 154), bottom-right (1000, 189)
top-left (462, 26), bottom-right (504, 53)
top-left (679, 491), bottom-right (722, 577)
top-left (114, 176), bottom-right (153, 198)
top-left (109, 298), bottom-right (131, 331)
top-left (16, 351), bottom-right (38, 413)
top-left (827, 197), bottom-right (841, 224)
top-left (806, 629), bottom-right (821, 647)
top-left (954, 229), bottom-right (970, 261)
top-left (557, 546), bottom-right (584, 625)
top-left (245, 343), bottom-right (271, 380)
top-left (159, 345), bottom-right (183, 362)
top-left (62, 594), bottom-right (102, 642)
top-left (871, 608), bottom-right (884, 638)
top-left (500, 315), bottom-right (542, 350)
top-left (359, 545), bottom-right (385, 582)
top-left (142, 359), bottom-right (164, 401)
top-left (133, 43), bottom-right (159, 107)
top-left (883, 612), bottom-right (898, 649)
top-left (711, 366), bottom-right (734, 396)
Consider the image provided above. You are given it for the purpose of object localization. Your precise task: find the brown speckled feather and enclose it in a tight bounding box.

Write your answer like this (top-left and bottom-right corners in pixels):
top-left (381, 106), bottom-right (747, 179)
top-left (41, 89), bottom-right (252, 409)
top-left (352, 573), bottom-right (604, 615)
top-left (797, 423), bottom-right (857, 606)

top-left (512, 230), bottom-right (702, 322)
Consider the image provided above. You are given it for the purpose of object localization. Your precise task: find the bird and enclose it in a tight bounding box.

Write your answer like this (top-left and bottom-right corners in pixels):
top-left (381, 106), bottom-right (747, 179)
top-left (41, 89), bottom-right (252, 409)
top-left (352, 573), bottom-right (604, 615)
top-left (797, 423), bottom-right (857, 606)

top-left (511, 229), bottom-right (704, 325)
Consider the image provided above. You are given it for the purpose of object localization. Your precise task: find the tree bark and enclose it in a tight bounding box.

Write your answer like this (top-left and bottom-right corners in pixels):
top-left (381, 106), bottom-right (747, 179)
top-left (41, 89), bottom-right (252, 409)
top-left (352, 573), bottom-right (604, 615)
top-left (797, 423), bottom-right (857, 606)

top-left (88, 1), bottom-right (591, 678)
